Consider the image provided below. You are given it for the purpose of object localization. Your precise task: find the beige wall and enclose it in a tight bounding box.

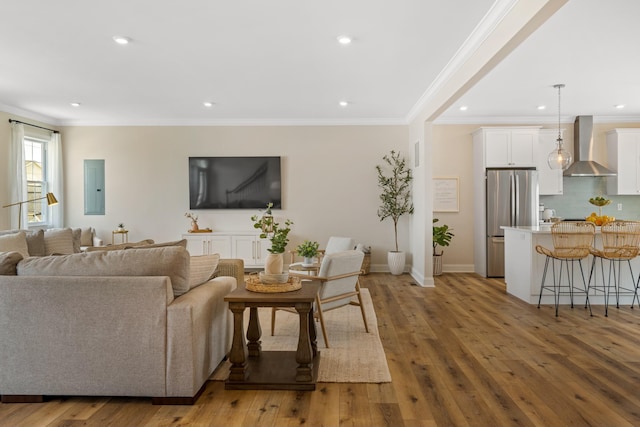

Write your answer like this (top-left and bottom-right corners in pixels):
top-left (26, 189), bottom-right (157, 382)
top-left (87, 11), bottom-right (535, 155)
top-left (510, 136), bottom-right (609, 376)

top-left (59, 125), bottom-right (409, 271)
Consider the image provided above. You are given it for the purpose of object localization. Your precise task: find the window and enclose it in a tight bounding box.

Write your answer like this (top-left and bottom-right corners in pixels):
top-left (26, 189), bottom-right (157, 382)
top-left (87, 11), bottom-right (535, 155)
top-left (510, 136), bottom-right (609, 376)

top-left (24, 137), bottom-right (48, 226)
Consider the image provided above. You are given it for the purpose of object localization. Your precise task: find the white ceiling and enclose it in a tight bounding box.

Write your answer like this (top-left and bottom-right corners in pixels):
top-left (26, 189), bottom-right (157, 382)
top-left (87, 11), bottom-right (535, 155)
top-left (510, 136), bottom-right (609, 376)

top-left (1, 0), bottom-right (638, 126)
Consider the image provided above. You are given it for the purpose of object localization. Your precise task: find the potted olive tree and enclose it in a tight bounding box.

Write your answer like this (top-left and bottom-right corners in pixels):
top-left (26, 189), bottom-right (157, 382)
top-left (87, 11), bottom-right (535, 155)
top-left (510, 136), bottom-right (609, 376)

top-left (432, 218), bottom-right (454, 276)
top-left (376, 150), bottom-right (414, 275)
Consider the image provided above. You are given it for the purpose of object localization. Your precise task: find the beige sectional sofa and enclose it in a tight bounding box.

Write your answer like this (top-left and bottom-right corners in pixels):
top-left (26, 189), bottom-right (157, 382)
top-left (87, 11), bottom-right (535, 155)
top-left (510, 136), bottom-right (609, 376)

top-left (0, 244), bottom-right (243, 404)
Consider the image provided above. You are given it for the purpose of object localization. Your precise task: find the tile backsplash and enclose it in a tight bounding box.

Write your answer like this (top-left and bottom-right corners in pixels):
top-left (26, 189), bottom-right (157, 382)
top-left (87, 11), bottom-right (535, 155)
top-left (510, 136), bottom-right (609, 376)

top-left (540, 177), bottom-right (640, 221)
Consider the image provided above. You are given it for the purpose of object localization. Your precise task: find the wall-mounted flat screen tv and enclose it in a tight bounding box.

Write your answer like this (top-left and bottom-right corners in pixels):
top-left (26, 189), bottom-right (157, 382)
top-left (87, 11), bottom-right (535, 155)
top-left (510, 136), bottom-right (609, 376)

top-left (189, 156), bottom-right (282, 209)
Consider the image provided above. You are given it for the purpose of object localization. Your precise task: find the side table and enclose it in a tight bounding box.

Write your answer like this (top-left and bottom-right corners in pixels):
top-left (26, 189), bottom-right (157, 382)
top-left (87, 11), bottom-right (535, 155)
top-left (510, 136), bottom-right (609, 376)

top-left (224, 281), bottom-right (320, 390)
top-left (112, 229), bottom-right (128, 244)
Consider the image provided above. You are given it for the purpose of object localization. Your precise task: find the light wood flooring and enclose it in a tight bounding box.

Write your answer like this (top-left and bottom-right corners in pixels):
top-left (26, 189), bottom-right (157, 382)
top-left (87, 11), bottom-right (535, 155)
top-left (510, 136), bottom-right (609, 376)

top-left (2, 272), bottom-right (640, 426)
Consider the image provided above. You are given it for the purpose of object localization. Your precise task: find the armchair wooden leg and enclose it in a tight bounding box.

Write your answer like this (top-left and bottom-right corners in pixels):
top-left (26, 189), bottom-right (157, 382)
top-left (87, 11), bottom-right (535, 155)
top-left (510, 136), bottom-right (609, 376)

top-left (355, 279), bottom-right (369, 333)
top-left (316, 295), bottom-right (330, 348)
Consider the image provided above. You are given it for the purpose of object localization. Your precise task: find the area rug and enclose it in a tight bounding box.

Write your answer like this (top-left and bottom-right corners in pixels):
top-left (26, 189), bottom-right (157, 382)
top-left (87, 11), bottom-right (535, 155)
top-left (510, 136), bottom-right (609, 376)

top-left (210, 288), bottom-right (391, 383)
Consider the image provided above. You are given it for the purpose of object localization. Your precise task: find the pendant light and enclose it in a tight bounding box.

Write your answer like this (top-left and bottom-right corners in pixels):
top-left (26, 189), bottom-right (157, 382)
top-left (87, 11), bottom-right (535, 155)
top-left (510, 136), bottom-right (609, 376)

top-left (547, 83), bottom-right (572, 170)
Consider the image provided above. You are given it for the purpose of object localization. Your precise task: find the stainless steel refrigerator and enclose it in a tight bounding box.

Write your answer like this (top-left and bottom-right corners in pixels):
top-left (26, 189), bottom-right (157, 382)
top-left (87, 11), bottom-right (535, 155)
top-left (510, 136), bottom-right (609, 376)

top-left (486, 168), bottom-right (539, 277)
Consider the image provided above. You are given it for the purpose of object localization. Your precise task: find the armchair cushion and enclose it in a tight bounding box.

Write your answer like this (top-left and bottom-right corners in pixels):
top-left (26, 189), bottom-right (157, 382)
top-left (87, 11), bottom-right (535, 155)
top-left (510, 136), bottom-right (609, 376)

top-left (324, 237), bottom-right (355, 255)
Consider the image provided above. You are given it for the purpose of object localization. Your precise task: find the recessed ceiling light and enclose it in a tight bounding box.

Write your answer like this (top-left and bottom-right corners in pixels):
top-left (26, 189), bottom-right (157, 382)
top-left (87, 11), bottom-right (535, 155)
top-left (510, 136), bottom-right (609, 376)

top-left (337, 35), bottom-right (352, 45)
top-left (339, 101), bottom-right (349, 107)
top-left (203, 101), bottom-right (214, 107)
top-left (537, 105), bottom-right (546, 110)
top-left (70, 102), bottom-right (81, 107)
top-left (459, 105), bottom-right (468, 111)
top-left (615, 104), bottom-right (625, 109)
top-left (112, 36), bottom-right (131, 45)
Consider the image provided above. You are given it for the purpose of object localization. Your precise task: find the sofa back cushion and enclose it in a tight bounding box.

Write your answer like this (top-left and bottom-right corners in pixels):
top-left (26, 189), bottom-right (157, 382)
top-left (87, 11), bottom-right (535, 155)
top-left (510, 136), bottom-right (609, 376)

top-left (0, 231), bottom-right (30, 259)
top-left (85, 239), bottom-right (155, 252)
top-left (79, 227), bottom-right (94, 247)
top-left (0, 251), bottom-right (23, 275)
top-left (17, 246), bottom-right (191, 296)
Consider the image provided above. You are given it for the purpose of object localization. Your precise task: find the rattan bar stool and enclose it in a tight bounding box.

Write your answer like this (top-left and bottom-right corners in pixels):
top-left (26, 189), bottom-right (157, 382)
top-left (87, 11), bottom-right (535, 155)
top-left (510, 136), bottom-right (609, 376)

top-left (588, 220), bottom-right (640, 316)
top-left (536, 221), bottom-right (596, 317)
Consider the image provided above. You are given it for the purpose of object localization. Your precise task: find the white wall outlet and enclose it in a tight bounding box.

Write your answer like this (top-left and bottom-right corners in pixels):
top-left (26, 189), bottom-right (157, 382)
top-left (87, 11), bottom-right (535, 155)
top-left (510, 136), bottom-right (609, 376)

top-left (618, 203), bottom-right (623, 211)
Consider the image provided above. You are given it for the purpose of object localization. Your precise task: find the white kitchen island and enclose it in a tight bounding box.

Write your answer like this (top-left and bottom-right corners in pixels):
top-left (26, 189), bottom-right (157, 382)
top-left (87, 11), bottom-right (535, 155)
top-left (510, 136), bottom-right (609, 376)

top-left (502, 225), bottom-right (640, 307)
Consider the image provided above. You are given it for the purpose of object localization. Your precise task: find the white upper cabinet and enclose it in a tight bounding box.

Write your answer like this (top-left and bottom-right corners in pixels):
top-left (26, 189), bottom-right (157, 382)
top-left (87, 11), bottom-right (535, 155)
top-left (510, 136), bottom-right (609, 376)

top-left (475, 128), bottom-right (539, 168)
top-left (607, 129), bottom-right (640, 195)
top-left (537, 130), bottom-right (563, 195)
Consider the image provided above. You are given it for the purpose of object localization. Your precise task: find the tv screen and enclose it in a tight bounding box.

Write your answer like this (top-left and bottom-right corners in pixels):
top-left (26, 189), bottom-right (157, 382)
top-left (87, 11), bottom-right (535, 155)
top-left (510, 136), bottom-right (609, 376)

top-left (189, 157), bottom-right (282, 209)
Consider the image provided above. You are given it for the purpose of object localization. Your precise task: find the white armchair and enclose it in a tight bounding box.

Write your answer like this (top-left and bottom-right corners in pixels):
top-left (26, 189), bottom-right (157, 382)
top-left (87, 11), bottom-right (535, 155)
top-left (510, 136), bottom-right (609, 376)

top-left (274, 249), bottom-right (368, 347)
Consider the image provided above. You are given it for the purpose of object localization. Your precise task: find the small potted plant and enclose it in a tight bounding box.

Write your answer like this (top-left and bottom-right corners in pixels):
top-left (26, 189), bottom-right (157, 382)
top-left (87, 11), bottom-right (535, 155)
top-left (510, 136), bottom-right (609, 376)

top-left (251, 204), bottom-right (293, 274)
top-left (296, 240), bottom-right (319, 266)
top-left (433, 218), bottom-right (454, 276)
top-left (117, 223), bottom-right (125, 232)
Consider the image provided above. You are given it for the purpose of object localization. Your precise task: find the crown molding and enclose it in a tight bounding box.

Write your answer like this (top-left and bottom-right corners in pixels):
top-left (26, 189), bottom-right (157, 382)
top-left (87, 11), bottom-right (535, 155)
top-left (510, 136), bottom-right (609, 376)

top-left (0, 103), bottom-right (61, 126)
top-left (56, 117), bottom-right (408, 127)
top-left (433, 114), bottom-right (640, 125)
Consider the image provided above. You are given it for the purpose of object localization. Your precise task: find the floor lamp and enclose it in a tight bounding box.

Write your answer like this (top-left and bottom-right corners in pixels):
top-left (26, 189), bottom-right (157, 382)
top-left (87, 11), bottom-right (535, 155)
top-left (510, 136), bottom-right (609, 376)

top-left (2, 192), bottom-right (58, 229)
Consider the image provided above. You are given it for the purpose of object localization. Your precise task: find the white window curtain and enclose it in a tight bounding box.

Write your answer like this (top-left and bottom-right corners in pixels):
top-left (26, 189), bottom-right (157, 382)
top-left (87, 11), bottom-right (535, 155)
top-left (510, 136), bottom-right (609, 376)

top-left (8, 122), bottom-right (27, 229)
top-left (47, 132), bottom-right (63, 228)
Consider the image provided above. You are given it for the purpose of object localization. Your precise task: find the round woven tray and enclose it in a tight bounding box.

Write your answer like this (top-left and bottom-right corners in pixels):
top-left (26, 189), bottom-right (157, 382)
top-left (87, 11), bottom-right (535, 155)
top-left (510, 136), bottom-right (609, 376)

top-left (246, 274), bottom-right (302, 293)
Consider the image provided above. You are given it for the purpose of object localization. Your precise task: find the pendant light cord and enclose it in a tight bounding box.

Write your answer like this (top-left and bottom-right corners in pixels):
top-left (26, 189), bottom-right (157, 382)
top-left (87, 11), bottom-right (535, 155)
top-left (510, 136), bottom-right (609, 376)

top-left (554, 84), bottom-right (565, 147)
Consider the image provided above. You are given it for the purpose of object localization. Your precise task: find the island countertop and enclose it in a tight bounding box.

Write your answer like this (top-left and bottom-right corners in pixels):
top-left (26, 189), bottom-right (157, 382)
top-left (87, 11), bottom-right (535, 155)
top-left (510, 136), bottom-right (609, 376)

top-left (502, 225), bottom-right (638, 308)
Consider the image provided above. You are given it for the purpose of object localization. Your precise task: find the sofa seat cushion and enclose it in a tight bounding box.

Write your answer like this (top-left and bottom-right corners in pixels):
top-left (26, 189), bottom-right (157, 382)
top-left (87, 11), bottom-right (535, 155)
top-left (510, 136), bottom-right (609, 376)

top-left (0, 251), bottom-right (23, 275)
top-left (17, 246), bottom-right (191, 296)
top-left (0, 231), bottom-right (30, 259)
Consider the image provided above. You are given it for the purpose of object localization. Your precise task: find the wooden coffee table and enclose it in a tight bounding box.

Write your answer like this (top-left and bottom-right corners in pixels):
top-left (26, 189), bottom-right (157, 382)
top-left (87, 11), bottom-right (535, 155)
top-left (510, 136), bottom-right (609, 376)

top-left (224, 281), bottom-right (320, 390)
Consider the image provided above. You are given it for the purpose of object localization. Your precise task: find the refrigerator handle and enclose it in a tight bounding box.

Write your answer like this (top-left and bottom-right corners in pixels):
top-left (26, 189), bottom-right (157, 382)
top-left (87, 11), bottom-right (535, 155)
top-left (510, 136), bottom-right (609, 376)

top-left (514, 173), bottom-right (520, 225)
top-left (510, 173), bottom-right (515, 226)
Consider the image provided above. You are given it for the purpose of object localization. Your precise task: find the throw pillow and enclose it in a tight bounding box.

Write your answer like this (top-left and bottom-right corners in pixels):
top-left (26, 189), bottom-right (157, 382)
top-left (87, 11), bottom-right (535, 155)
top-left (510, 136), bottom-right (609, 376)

top-left (132, 239), bottom-right (188, 250)
top-left (189, 254), bottom-right (220, 290)
top-left (43, 228), bottom-right (75, 255)
top-left (80, 227), bottom-right (93, 246)
top-left (85, 239), bottom-right (155, 252)
top-left (25, 229), bottom-right (45, 256)
top-left (71, 228), bottom-right (82, 253)
top-left (0, 229), bottom-right (44, 256)
top-left (0, 231), bottom-right (29, 258)
top-left (0, 251), bottom-right (24, 275)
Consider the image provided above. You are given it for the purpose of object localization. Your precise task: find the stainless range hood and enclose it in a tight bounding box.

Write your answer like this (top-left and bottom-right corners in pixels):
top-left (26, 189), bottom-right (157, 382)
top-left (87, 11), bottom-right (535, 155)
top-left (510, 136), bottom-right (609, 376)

top-left (563, 115), bottom-right (616, 176)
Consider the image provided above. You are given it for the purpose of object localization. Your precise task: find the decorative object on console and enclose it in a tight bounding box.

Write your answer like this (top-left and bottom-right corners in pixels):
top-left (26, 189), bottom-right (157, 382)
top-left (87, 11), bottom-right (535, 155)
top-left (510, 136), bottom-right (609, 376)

top-left (251, 204), bottom-right (293, 275)
top-left (376, 150), bottom-right (414, 275)
top-left (1, 192), bottom-right (58, 229)
top-left (433, 218), bottom-right (454, 276)
top-left (184, 212), bottom-right (200, 232)
top-left (117, 223), bottom-right (126, 232)
top-left (296, 240), bottom-right (319, 266)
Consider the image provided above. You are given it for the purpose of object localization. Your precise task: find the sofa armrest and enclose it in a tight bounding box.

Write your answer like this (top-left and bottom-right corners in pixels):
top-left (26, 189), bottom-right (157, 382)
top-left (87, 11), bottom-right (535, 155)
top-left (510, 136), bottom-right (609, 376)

top-left (93, 235), bottom-right (104, 247)
top-left (214, 258), bottom-right (244, 287)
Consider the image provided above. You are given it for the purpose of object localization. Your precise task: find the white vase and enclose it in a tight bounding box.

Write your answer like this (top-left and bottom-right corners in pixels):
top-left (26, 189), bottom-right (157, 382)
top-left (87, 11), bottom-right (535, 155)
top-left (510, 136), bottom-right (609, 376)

top-left (264, 253), bottom-right (284, 275)
top-left (433, 252), bottom-right (443, 276)
top-left (387, 251), bottom-right (405, 275)
top-left (303, 256), bottom-right (314, 266)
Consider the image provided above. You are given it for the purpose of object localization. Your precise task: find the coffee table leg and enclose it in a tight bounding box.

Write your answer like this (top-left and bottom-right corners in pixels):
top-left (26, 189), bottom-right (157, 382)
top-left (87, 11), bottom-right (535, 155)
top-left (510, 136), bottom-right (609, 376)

top-left (228, 302), bottom-right (247, 381)
top-left (309, 301), bottom-right (318, 357)
top-left (247, 307), bottom-right (262, 357)
top-left (295, 302), bottom-right (313, 382)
